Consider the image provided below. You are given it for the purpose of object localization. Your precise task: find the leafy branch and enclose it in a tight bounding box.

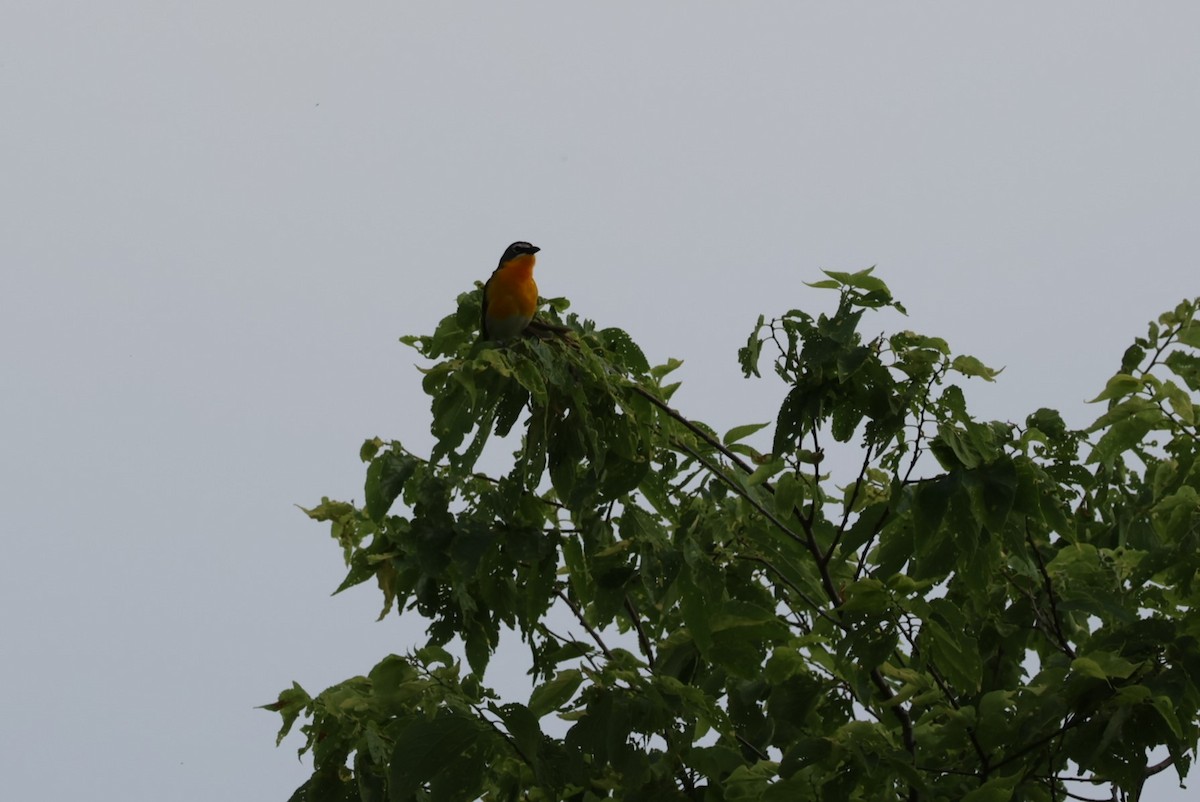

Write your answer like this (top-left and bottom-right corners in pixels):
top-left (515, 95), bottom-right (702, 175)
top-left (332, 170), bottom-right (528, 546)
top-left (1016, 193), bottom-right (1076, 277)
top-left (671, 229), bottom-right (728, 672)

top-left (268, 275), bottom-right (1200, 802)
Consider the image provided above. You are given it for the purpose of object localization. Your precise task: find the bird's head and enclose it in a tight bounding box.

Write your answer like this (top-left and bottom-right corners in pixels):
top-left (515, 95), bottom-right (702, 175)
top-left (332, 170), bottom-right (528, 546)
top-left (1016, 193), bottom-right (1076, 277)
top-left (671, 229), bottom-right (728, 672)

top-left (499, 241), bottom-right (540, 267)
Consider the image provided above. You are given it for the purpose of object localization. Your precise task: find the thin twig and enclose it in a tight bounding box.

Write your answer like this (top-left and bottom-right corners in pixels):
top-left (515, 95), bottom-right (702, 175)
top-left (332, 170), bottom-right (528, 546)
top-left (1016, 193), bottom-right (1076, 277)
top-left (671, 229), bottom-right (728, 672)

top-left (554, 586), bottom-right (614, 661)
top-left (869, 668), bottom-right (917, 759)
top-left (420, 664), bottom-right (538, 771)
top-left (891, 611), bottom-right (991, 774)
top-left (807, 429), bottom-right (822, 532)
top-left (623, 596), bottom-right (655, 668)
top-left (734, 733), bottom-right (769, 761)
top-left (539, 622), bottom-right (601, 674)
top-left (1025, 522), bottom-right (1076, 659)
top-left (1151, 397), bottom-right (1200, 445)
top-left (991, 715), bottom-right (1085, 773)
top-left (852, 504), bottom-right (892, 582)
top-left (826, 448), bottom-right (875, 566)
top-left (736, 554), bottom-right (845, 630)
top-left (630, 385), bottom-right (761, 481)
top-left (1141, 319), bottom-right (1186, 376)
top-left (1061, 790), bottom-right (1111, 802)
top-left (639, 357), bottom-right (921, 796)
top-left (674, 438), bottom-right (808, 548)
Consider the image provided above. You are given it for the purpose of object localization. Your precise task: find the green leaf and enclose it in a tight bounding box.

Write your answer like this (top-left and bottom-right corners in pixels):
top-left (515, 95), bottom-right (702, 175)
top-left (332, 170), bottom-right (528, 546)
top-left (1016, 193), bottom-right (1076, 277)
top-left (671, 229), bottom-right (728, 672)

top-left (1087, 373), bottom-right (1143, 403)
top-left (773, 384), bottom-right (819, 454)
top-left (845, 624), bottom-right (899, 670)
top-left (746, 457), bottom-right (786, 487)
top-left (925, 601), bottom-right (982, 692)
top-left (565, 690), bottom-right (633, 768)
top-left (779, 737), bottom-right (833, 777)
top-left (1087, 416), bottom-right (1160, 465)
top-left (1165, 350), bottom-right (1200, 392)
top-left (259, 682), bottom-right (311, 746)
top-left (495, 703), bottom-right (542, 769)
top-left (528, 669), bottom-right (584, 717)
top-left (894, 330), bottom-right (950, 354)
top-left (388, 713), bottom-right (485, 801)
top-left (1071, 652), bottom-right (1139, 681)
top-left (299, 497), bottom-right (357, 523)
top-left (972, 459), bottom-right (1017, 532)
top-left (650, 357), bottom-right (683, 381)
top-left (911, 495), bottom-right (969, 580)
top-left (875, 519), bottom-right (915, 577)
top-left (510, 356), bottom-right (546, 401)
top-left (710, 601), bottom-right (789, 677)
top-left (932, 424), bottom-right (980, 470)
top-left (599, 327), bottom-right (650, 375)
top-left (951, 354), bottom-right (1001, 381)
top-left (360, 437), bottom-right (384, 462)
top-left (333, 551), bottom-right (379, 596)
top-left (1159, 379), bottom-right (1195, 424)
top-left (691, 744), bottom-right (748, 778)
top-left (723, 762), bottom-right (777, 801)
top-left (975, 690), bottom-right (1014, 752)
top-left (1151, 695), bottom-right (1184, 739)
top-left (811, 266), bottom-right (891, 297)
top-left (464, 624), bottom-right (492, 676)
top-left (764, 646), bottom-right (807, 684)
top-left (739, 314), bottom-right (766, 378)
top-left (912, 477), bottom-right (953, 538)
top-left (723, 421), bottom-right (771, 445)
top-left (839, 578), bottom-right (889, 615)
top-left (1087, 396), bottom-right (1163, 431)
top-left (1177, 321), bottom-right (1200, 349)
top-left (1070, 656), bottom-right (1112, 682)
top-left (772, 470), bottom-right (802, 519)
top-left (427, 750), bottom-right (488, 802)
top-left (1121, 342), bottom-right (1147, 373)
top-left (960, 772), bottom-right (1020, 802)
top-left (678, 563), bottom-right (715, 654)
top-left (1025, 407), bottom-right (1067, 439)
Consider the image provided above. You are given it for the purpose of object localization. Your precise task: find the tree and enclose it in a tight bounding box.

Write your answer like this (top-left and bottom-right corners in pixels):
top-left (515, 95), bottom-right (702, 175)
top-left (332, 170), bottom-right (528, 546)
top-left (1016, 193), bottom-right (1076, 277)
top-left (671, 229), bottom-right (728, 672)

top-left (265, 270), bottom-right (1200, 801)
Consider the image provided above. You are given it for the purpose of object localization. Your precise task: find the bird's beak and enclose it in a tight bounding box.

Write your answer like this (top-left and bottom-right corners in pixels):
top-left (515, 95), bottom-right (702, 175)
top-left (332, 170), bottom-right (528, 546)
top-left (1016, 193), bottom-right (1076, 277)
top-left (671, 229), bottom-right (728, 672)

top-left (530, 246), bottom-right (541, 254)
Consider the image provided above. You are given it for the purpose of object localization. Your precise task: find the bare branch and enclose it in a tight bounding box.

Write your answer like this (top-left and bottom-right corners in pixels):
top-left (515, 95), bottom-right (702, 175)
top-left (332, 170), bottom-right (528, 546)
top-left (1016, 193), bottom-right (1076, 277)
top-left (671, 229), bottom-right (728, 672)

top-left (1147, 754), bottom-right (1176, 776)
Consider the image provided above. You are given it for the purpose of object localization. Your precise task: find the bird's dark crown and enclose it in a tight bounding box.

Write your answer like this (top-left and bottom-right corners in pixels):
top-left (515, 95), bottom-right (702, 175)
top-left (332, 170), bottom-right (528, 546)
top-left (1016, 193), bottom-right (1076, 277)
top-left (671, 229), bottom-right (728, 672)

top-left (499, 241), bottom-right (540, 264)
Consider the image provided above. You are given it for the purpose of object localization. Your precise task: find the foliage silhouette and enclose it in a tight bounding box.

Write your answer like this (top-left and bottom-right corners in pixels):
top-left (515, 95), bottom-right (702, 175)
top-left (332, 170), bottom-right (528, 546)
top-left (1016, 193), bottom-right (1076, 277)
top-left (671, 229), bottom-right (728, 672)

top-left (266, 271), bottom-right (1199, 801)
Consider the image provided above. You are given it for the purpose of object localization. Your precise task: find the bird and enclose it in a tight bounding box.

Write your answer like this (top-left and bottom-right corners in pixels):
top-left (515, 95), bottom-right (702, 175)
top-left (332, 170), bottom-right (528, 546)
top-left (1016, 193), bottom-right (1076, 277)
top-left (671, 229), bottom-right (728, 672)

top-left (481, 241), bottom-right (541, 341)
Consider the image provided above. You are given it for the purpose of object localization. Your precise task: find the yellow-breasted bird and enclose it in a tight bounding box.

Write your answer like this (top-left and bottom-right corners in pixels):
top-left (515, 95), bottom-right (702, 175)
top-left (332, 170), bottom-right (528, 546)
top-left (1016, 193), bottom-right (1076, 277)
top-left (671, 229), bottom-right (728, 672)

top-left (481, 241), bottom-right (541, 341)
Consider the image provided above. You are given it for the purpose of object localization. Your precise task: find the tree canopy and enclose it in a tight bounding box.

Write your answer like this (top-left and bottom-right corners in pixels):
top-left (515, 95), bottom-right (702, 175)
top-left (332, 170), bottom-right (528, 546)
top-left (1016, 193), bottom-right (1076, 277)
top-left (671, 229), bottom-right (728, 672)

top-left (266, 271), bottom-right (1200, 801)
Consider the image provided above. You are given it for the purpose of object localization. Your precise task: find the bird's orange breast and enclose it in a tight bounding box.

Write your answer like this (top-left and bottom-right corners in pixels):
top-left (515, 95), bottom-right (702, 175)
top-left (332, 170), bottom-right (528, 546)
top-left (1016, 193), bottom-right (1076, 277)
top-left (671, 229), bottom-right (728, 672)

top-left (486, 254), bottom-right (539, 321)
top-left (482, 253), bottom-right (539, 340)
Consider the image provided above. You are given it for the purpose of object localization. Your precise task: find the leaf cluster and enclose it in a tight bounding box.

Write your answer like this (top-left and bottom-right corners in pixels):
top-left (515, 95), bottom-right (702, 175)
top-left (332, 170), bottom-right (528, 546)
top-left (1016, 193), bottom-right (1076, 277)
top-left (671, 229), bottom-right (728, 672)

top-left (267, 277), bottom-right (1200, 801)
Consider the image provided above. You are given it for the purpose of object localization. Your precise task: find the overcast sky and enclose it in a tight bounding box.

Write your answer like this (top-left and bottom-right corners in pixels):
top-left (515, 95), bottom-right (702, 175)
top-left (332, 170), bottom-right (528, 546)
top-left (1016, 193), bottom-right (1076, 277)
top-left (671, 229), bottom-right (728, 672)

top-left (2, 3), bottom-right (1197, 799)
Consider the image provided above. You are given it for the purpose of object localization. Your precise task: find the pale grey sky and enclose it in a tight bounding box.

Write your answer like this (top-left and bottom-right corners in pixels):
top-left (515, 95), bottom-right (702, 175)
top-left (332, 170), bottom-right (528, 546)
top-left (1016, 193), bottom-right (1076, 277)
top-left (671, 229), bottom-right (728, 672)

top-left (2, 3), bottom-right (1197, 799)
